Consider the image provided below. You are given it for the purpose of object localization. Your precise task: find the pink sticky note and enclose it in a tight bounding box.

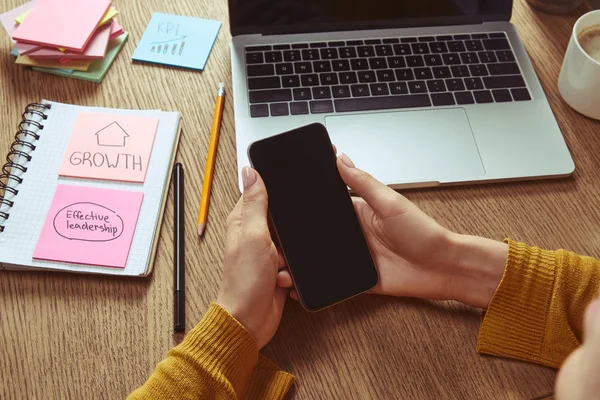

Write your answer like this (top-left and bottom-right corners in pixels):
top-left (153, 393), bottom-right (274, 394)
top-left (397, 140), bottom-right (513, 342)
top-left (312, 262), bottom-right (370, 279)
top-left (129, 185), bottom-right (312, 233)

top-left (33, 185), bottom-right (143, 268)
top-left (110, 21), bottom-right (124, 40)
top-left (12, 0), bottom-right (111, 52)
top-left (0, 0), bottom-right (36, 43)
top-left (59, 112), bottom-right (159, 183)
top-left (15, 41), bottom-right (40, 55)
top-left (28, 22), bottom-right (112, 60)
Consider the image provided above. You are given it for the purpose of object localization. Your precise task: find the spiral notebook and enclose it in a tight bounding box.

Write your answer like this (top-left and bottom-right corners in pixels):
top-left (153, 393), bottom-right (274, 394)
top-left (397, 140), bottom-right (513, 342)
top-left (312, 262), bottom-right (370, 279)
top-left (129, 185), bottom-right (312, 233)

top-left (0, 101), bottom-right (181, 276)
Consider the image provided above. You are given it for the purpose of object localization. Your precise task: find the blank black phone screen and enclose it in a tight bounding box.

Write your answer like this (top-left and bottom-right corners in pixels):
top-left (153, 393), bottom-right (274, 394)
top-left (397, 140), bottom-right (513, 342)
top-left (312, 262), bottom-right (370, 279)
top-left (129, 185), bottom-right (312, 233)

top-left (248, 123), bottom-right (378, 311)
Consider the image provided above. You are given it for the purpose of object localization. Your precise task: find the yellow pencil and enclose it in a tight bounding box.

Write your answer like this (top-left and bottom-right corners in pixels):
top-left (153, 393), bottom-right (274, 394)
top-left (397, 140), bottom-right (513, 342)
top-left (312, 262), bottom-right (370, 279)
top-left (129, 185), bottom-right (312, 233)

top-left (197, 82), bottom-right (225, 237)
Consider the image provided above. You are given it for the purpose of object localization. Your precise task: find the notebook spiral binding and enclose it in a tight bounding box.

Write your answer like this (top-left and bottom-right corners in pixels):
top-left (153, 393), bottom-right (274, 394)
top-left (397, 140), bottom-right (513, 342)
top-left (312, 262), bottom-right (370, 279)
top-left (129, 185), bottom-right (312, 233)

top-left (0, 102), bottom-right (52, 233)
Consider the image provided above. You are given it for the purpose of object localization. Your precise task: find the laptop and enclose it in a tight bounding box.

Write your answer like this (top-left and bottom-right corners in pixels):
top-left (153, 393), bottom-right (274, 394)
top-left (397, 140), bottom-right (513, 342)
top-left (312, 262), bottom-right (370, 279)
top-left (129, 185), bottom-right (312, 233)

top-left (229, 0), bottom-right (575, 191)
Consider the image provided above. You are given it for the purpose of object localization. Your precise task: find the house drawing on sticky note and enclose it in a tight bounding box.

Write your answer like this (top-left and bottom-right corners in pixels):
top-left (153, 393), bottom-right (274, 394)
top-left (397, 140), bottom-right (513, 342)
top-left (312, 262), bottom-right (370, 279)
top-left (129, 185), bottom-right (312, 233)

top-left (95, 122), bottom-right (130, 147)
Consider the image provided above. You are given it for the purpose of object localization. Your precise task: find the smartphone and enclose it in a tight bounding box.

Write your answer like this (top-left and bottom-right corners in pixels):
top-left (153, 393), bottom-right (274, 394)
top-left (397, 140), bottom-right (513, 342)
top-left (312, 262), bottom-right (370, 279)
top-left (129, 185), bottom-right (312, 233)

top-left (248, 123), bottom-right (378, 311)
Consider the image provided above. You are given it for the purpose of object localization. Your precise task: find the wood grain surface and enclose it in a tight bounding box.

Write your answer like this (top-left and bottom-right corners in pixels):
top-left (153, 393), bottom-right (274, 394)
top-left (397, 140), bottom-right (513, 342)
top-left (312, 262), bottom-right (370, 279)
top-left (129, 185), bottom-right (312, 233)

top-left (1, 1), bottom-right (598, 399)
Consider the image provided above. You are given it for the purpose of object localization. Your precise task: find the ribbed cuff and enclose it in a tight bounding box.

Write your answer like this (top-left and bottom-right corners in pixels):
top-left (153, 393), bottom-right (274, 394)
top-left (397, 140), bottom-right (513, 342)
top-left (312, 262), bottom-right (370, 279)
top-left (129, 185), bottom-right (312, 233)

top-left (242, 355), bottom-right (296, 400)
top-left (477, 240), bottom-right (556, 363)
top-left (170, 302), bottom-right (259, 393)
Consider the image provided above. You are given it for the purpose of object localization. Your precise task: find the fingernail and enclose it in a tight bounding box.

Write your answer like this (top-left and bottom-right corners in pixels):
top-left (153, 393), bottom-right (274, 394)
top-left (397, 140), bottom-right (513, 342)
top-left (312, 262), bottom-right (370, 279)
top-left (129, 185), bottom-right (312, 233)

top-left (340, 153), bottom-right (355, 168)
top-left (242, 167), bottom-right (257, 189)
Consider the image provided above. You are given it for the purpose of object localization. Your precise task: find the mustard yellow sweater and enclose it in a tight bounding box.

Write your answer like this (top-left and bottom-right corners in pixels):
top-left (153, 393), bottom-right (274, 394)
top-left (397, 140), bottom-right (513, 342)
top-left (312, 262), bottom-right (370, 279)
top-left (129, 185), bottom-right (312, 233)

top-left (129, 240), bottom-right (600, 399)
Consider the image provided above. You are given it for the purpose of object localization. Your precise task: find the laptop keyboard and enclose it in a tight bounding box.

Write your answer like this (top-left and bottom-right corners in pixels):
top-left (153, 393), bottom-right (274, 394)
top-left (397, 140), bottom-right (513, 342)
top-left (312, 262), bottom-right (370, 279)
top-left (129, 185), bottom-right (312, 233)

top-left (245, 32), bottom-right (532, 118)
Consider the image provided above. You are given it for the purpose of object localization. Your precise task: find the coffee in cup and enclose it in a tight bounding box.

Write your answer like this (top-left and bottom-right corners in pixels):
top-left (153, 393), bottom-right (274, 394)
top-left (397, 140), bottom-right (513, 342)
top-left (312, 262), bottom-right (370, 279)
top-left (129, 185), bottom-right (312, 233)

top-left (578, 25), bottom-right (600, 62)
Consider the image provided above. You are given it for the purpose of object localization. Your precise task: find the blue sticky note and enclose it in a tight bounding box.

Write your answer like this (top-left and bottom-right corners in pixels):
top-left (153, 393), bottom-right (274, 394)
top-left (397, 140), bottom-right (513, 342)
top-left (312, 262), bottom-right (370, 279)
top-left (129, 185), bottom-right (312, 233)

top-left (132, 13), bottom-right (221, 71)
top-left (10, 48), bottom-right (18, 57)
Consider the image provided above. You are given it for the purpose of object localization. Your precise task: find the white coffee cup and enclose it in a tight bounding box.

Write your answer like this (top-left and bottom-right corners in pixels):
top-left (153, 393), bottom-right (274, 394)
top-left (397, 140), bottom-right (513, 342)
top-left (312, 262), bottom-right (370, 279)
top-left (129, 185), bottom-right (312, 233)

top-left (558, 10), bottom-right (600, 120)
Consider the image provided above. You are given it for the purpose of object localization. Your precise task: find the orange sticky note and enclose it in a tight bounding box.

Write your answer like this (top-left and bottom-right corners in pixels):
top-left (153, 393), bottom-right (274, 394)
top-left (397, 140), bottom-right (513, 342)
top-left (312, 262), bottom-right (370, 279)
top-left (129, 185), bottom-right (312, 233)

top-left (12, 0), bottom-right (111, 52)
top-left (33, 185), bottom-right (144, 268)
top-left (59, 112), bottom-right (159, 183)
top-left (15, 55), bottom-right (91, 71)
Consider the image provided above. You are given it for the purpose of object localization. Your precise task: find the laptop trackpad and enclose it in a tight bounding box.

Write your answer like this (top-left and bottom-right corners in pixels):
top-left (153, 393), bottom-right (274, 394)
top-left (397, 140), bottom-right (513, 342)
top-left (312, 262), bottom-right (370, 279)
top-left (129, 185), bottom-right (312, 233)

top-left (325, 109), bottom-right (484, 184)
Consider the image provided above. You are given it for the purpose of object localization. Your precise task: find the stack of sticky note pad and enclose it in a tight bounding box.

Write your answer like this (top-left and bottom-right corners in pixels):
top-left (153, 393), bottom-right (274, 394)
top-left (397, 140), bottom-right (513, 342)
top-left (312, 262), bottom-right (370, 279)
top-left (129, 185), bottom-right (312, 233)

top-left (0, 0), bottom-right (128, 83)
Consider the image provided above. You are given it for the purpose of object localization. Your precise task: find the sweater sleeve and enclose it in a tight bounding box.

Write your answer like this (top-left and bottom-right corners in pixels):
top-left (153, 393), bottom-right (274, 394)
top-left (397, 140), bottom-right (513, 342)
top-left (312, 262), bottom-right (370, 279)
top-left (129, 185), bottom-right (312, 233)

top-left (128, 303), bottom-right (295, 400)
top-left (477, 240), bottom-right (600, 368)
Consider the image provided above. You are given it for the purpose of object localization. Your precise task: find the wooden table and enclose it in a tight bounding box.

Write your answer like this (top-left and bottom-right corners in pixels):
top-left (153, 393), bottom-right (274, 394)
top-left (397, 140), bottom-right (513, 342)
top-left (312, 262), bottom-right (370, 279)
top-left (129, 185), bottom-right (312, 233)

top-left (1, 1), bottom-right (598, 399)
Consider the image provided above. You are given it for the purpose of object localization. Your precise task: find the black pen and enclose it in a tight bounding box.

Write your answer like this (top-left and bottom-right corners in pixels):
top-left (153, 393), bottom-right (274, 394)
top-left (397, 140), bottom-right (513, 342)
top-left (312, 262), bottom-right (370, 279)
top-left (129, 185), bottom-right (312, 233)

top-left (174, 162), bottom-right (185, 332)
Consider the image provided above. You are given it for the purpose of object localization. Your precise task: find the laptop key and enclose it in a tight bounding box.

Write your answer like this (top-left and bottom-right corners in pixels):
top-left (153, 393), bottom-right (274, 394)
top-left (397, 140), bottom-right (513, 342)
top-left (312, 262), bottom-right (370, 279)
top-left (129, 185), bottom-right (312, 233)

top-left (473, 90), bottom-right (494, 103)
top-left (483, 75), bottom-right (526, 89)
top-left (408, 81), bottom-right (428, 93)
top-left (461, 52), bottom-right (479, 64)
top-left (270, 103), bottom-right (289, 116)
top-left (370, 83), bottom-right (390, 96)
top-left (419, 36), bottom-right (436, 42)
top-left (425, 54), bottom-right (443, 66)
top-left (427, 80), bottom-right (447, 92)
top-left (332, 60), bottom-right (351, 71)
top-left (511, 88), bottom-right (531, 101)
top-left (469, 64), bottom-right (489, 76)
top-left (314, 61), bottom-right (332, 73)
top-left (351, 59), bottom-right (370, 70)
top-left (436, 35), bottom-right (454, 41)
top-left (357, 46), bottom-right (375, 57)
top-left (347, 40), bottom-right (363, 46)
top-left (334, 94), bottom-right (431, 112)
top-left (332, 85), bottom-right (351, 98)
top-left (478, 51), bottom-right (498, 63)
top-left (301, 74), bottom-right (320, 86)
top-left (310, 100), bottom-right (334, 114)
top-left (293, 88), bottom-right (312, 100)
top-left (411, 43), bottom-right (430, 54)
top-left (275, 63), bottom-right (294, 75)
top-left (389, 82), bottom-right (409, 95)
top-left (431, 93), bottom-right (456, 106)
top-left (465, 77), bottom-right (484, 90)
top-left (246, 45), bottom-right (271, 52)
top-left (454, 91), bottom-right (475, 105)
top-left (328, 41), bottom-right (346, 47)
top-left (282, 76), bottom-right (301, 88)
top-left (375, 45), bottom-right (393, 56)
top-left (429, 42), bottom-right (448, 53)
top-left (290, 102), bottom-right (309, 115)
top-left (492, 89), bottom-right (512, 102)
top-left (489, 33), bottom-right (507, 39)
top-left (365, 39), bottom-right (382, 45)
top-left (488, 62), bottom-right (520, 75)
top-left (283, 50), bottom-right (301, 62)
top-left (465, 40), bottom-right (484, 52)
top-left (388, 56), bottom-right (406, 68)
top-left (273, 44), bottom-right (290, 50)
top-left (294, 62), bottom-right (313, 74)
top-left (442, 53), bottom-right (461, 65)
top-left (393, 44), bottom-right (412, 55)
top-left (415, 68), bottom-right (433, 80)
top-left (302, 49), bottom-right (320, 61)
top-left (483, 38), bottom-right (511, 51)
top-left (320, 48), bottom-right (339, 60)
top-left (406, 55), bottom-right (425, 67)
top-left (339, 71), bottom-right (358, 84)
top-left (447, 41), bottom-right (466, 52)
top-left (496, 50), bottom-right (516, 62)
top-left (376, 70), bottom-right (396, 82)
top-left (320, 73), bottom-right (338, 85)
top-left (395, 68), bottom-right (415, 81)
top-left (472, 33), bottom-right (488, 39)
top-left (247, 64), bottom-right (275, 77)
top-left (265, 51), bottom-right (283, 63)
top-left (358, 71), bottom-right (377, 83)
top-left (291, 43), bottom-right (309, 49)
top-left (451, 65), bottom-right (470, 77)
top-left (454, 34), bottom-right (471, 40)
top-left (351, 84), bottom-right (370, 97)
top-left (250, 104), bottom-right (269, 117)
top-left (248, 76), bottom-right (281, 90)
top-left (383, 38), bottom-right (400, 44)
top-left (368, 59), bottom-right (386, 70)
top-left (310, 42), bottom-right (327, 48)
top-left (445, 78), bottom-right (465, 91)
top-left (249, 89), bottom-right (292, 103)
top-left (246, 52), bottom-right (265, 64)
top-left (339, 47), bottom-right (358, 58)
top-left (313, 87), bottom-right (332, 99)
top-left (433, 66), bottom-right (451, 79)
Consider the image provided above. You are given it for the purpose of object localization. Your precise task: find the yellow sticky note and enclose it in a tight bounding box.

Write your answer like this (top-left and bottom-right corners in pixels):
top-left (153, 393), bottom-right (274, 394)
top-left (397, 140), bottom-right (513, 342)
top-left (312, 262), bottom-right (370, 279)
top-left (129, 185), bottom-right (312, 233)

top-left (16, 7), bottom-right (117, 27)
top-left (16, 55), bottom-right (92, 71)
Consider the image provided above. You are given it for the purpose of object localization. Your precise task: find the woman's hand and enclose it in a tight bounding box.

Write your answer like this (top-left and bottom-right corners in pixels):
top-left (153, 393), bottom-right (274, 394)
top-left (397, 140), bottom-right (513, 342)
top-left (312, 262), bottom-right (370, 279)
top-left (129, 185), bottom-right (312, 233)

top-left (281, 154), bottom-right (507, 309)
top-left (216, 167), bottom-right (289, 349)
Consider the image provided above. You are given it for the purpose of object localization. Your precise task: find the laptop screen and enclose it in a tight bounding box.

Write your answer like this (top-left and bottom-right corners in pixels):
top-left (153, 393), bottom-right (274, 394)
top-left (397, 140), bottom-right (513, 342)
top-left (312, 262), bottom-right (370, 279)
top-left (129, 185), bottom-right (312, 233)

top-left (229, 0), bottom-right (512, 36)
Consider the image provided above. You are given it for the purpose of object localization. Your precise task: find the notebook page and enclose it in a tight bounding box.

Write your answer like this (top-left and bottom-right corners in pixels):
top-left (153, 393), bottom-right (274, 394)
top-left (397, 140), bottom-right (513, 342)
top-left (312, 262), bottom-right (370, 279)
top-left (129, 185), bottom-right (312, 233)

top-left (0, 101), bottom-right (180, 276)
